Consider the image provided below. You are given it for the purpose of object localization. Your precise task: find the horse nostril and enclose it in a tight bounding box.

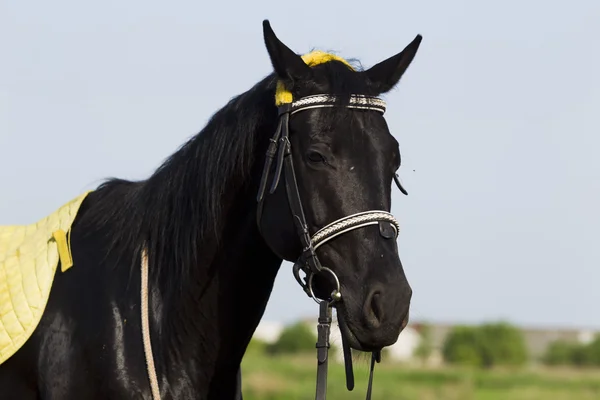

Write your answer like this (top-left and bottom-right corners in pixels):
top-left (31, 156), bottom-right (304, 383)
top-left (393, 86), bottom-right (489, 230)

top-left (372, 293), bottom-right (383, 323)
top-left (364, 290), bottom-right (384, 329)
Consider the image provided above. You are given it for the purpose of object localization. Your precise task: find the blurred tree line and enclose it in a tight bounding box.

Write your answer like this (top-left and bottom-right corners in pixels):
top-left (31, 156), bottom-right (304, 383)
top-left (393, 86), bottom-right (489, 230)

top-left (246, 320), bottom-right (600, 369)
top-left (246, 322), bottom-right (317, 356)
top-left (542, 336), bottom-right (600, 367)
top-left (441, 322), bottom-right (528, 368)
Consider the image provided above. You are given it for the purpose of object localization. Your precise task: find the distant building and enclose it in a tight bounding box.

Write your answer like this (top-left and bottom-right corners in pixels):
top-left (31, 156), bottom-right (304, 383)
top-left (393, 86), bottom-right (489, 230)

top-left (327, 323), bottom-right (422, 364)
top-left (378, 325), bottom-right (421, 362)
top-left (519, 326), bottom-right (598, 360)
top-left (409, 321), bottom-right (600, 364)
top-left (252, 320), bottom-right (284, 344)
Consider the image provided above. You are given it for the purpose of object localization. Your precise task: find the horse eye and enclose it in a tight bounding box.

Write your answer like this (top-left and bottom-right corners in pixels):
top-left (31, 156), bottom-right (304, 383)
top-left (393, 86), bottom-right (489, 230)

top-left (307, 151), bottom-right (326, 163)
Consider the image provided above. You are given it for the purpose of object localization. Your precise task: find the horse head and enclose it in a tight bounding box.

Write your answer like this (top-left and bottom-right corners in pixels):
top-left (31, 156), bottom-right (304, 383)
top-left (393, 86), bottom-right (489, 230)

top-left (257, 20), bottom-right (422, 353)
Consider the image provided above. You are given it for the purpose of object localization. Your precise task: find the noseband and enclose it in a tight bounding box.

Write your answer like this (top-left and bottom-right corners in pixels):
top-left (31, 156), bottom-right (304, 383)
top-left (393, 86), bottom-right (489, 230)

top-left (256, 93), bottom-right (406, 400)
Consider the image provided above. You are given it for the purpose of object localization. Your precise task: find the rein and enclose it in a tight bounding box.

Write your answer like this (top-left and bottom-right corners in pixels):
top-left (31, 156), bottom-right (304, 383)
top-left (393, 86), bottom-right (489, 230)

top-left (257, 93), bottom-right (405, 400)
top-left (141, 248), bottom-right (161, 400)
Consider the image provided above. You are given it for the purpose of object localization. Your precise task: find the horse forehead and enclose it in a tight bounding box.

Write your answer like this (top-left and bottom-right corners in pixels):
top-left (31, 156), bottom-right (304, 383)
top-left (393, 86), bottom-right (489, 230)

top-left (332, 118), bottom-right (393, 150)
top-left (302, 108), bottom-right (388, 135)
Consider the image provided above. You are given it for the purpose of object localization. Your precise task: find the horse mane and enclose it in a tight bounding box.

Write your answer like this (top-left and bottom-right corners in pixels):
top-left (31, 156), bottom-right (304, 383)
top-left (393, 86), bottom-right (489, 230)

top-left (77, 55), bottom-right (371, 297)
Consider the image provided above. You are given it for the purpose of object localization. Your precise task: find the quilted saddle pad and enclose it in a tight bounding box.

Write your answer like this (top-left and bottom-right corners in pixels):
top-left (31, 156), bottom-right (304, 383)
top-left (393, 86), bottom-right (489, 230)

top-left (0, 191), bottom-right (91, 364)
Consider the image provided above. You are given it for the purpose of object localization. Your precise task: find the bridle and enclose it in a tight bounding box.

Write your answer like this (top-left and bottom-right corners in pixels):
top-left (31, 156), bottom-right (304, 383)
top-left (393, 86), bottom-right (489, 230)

top-left (138, 92), bottom-right (407, 400)
top-left (256, 93), bottom-right (407, 400)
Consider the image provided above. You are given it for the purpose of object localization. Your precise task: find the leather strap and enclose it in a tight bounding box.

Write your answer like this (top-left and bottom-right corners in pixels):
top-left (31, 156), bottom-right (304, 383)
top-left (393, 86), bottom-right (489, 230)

top-left (315, 301), bottom-right (332, 400)
top-left (365, 353), bottom-right (376, 400)
top-left (279, 107), bottom-right (322, 276)
top-left (257, 116), bottom-right (284, 203)
top-left (394, 173), bottom-right (408, 195)
top-left (341, 332), bottom-right (355, 391)
top-left (269, 105), bottom-right (292, 195)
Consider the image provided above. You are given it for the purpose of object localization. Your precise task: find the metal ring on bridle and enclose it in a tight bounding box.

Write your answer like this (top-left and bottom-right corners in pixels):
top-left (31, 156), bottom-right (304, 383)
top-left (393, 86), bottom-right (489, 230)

top-left (307, 267), bottom-right (342, 304)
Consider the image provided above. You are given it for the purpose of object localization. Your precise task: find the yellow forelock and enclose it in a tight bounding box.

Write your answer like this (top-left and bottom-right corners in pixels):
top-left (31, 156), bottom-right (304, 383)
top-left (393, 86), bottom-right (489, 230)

top-left (274, 51), bottom-right (355, 106)
top-left (301, 51), bottom-right (354, 69)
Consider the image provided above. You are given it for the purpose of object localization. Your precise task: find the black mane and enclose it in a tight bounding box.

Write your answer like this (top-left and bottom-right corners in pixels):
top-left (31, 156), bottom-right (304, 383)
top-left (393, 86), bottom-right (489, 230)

top-left (77, 58), bottom-right (371, 295)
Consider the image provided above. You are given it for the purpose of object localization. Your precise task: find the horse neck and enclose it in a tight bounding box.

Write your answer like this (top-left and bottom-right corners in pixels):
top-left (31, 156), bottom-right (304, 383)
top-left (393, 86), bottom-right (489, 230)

top-left (152, 135), bottom-right (284, 397)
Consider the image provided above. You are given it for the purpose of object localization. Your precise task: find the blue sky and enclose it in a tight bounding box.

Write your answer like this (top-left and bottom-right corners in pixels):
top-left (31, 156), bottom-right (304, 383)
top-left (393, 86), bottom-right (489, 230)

top-left (2, 1), bottom-right (599, 328)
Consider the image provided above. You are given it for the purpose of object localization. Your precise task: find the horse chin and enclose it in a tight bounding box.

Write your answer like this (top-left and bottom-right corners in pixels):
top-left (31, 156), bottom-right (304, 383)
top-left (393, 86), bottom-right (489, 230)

top-left (336, 305), bottom-right (382, 353)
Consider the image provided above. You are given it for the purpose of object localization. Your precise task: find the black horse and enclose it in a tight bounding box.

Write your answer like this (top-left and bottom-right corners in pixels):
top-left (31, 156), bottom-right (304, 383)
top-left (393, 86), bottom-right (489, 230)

top-left (0, 20), bottom-right (422, 399)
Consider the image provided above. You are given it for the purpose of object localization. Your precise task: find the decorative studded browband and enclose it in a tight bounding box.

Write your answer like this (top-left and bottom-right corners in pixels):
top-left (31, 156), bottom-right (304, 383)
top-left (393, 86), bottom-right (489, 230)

top-left (287, 94), bottom-right (387, 114)
top-left (255, 89), bottom-right (406, 400)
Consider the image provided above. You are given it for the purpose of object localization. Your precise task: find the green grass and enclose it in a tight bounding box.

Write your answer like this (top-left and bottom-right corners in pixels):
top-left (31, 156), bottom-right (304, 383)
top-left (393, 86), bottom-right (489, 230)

top-left (241, 352), bottom-right (600, 400)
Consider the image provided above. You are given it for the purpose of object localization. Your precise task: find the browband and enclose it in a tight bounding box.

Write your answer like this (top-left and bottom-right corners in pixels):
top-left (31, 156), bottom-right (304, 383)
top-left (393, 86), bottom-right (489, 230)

top-left (288, 94), bottom-right (387, 115)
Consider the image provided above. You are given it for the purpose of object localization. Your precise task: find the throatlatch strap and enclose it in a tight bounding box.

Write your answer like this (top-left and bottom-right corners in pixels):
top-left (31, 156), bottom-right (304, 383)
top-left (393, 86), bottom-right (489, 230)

top-left (269, 109), bottom-right (291, 194)
top-left (257, 116), bottom-right (284, 203)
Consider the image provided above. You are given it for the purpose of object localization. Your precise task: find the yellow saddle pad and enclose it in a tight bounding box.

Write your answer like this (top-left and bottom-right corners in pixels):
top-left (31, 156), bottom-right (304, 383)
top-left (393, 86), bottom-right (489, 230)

top-left (0, 191), bottom-right (91, 364)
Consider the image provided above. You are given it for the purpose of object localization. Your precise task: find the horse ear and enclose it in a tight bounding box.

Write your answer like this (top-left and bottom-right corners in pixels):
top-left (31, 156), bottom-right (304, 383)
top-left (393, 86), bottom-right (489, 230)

top-left (362, 34), bottom-right (423, 94)
top-left (262, 20), bottom-right (311, 82)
